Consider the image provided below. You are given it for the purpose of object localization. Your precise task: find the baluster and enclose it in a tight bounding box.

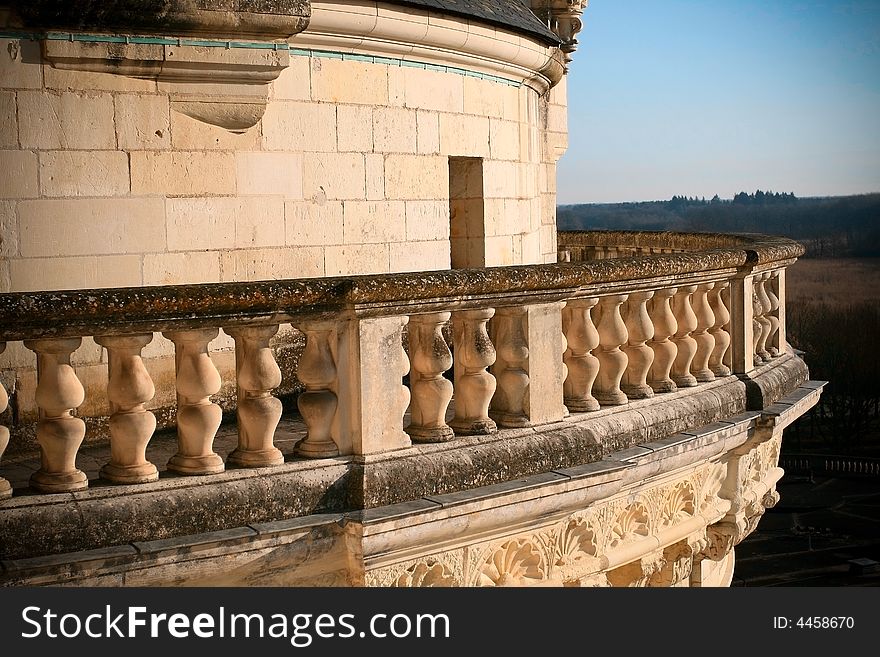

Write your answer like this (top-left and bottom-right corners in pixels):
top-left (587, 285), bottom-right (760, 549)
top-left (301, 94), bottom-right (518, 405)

top-left (490, 306), bottom-right (530, 427)
top-left (690, 282), bottom-right (717, 382)
top-left (593, 294), bottom-right (629, 405)
top-left (754, 272), bottom-right (772, 362)
top-left (562, 298), bottom-right (600, 412)
top-left (449, 309), bottom-right (497, 435)
top-left (295, 321), bottom-right (340, 458)
top-left (226, 325), bottom-right (285, 466)
top-left (23, 337), bottom-right (88, 492)
top-left (765, 271), bottom-right (781, 357)
top-left (163, 329), bottom-right (224, 475)
top-left (94, 334), bottom-right (159, 483)
top-left (670, 285), bottom-right (698, 387)
top-left (708, 281), bottom-right (732, 376)
top-left (621, 291), bottom-right (655, 399)
top-left (406, 312), bottom-right (455, 442)
top-left (0, 343), bottom-right (10, 499)
top-left (647, 288), bottom-right (678, 393)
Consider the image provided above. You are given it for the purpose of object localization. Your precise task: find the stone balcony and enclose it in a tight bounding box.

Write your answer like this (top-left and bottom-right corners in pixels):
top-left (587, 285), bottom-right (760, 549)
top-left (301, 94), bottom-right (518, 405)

top-left (0, 231), bottom-right (824, 587)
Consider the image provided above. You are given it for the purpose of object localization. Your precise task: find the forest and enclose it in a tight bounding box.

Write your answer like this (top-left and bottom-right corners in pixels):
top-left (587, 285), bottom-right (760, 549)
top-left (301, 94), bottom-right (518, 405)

top-left (558, 191), bottom-right (880, 258)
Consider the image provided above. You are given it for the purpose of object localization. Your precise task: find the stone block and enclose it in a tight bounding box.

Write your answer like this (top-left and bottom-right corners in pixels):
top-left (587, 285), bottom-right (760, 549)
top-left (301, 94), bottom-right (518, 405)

top-left (235, 152), bottom-right (303, 198)
top-left (0, 39), bottom-right (42, 90)
top-left (325, 244), bottom-right (389, 275)
top-left (39, 151), bottom-right (130, 197)
top-left (43, 65), bottom-right (158, 94)
top-left (166, 197), bottom-right (285, 251)
top-left (0, 201), bottom-right (16, 257)
top-left (115, 94), bottom-right (171, 150)
top-left (336, 105), bottom-right (373, 152)
top-left (373, 107), bottom-right (417, 153)
top-left (220, 246), bottom-right (323, 281)
top-left (143, 251), bottom-right (221, 286)
top-left (270, 56), bottom-right (311, 101)
top-left (390, 240), bottom-right (449, 272)
top-left (0, 92), bottom-right (17, 148)
top-left (131, 151), bottom-right (235, 196)
top-left (262, 101), bottom-right (337, 152)
top-left (416, 110), bottom-right (439, 154)
top-left (302, 153), bottom-right (365, 200)
top-left (384, 154), bottom-right (447, 200)
top-left (9, 255), bottom-right (142, 292)
top-left (405, 200), bottom-right (449, 242)
top-left (170, 110), bottom-right (261, 150)
top-left (463, 76), bottom-right (505, 119)
top-left (490, 119), bottom-right (521, 161)
top-left (285, 199), bottom-right (344, 246)
top-left (0, 150), bottom-right (38, 199)
top-left (365, 153), bottom-right (384, 200)
top-left (482, 161), bottom-right (518, 198)
top-left (402, 67), bottom-right (463, 113)
top-left (547, 103), bottom-right (567, 133)
top-left (17, 91), bottom-right (115, 150)
top-left (343, 200), bottom-right (406, 245)
top-left (484, 235), bottom-right (514, 267)
top-left (310, 57), bottom-right (388, 105)
top-left (439, 113), bottom-right (490, 157)
top-left (18, 198), bottom-right (165, 257)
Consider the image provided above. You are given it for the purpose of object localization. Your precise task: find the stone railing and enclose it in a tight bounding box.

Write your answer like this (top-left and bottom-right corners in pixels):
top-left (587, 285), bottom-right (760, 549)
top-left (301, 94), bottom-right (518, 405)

top-left (0, 231), bottom-right (806, 564)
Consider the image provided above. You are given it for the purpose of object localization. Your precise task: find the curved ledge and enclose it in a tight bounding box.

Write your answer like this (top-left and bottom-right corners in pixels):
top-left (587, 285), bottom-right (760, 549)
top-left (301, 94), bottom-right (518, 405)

top-left (0, 231), bottom-right (805, 342)
top-left (294, 1), bottom-right (564, 91)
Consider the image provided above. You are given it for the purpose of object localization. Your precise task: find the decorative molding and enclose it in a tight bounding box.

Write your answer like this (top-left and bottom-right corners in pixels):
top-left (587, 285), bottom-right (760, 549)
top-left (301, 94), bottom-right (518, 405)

top-left (529, 1), bottom-right (589, 63)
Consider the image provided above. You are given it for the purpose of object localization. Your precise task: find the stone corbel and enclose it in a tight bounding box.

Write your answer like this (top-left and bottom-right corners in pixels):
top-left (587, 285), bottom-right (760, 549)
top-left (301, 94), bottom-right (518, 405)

top-left (530, 1), bottom-right (589, 63)
top-left (606, 549), bottom-right (665, 587)
top-left (7, 0), bottom-right (311, 132)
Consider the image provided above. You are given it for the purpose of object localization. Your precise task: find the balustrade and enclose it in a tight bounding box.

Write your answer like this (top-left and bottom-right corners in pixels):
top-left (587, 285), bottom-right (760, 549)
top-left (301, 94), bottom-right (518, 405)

top-left (0, 231), bottom-right (801, 503)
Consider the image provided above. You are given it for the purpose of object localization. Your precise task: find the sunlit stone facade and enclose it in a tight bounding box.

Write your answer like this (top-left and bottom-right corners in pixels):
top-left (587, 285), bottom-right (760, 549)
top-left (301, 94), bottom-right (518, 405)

top-left (0, 1), bottom-right (822, 586)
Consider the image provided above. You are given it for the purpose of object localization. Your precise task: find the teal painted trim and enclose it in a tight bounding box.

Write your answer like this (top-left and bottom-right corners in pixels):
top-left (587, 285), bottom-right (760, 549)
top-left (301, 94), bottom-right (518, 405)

top-left (0, 29), bottom-right (524, 87)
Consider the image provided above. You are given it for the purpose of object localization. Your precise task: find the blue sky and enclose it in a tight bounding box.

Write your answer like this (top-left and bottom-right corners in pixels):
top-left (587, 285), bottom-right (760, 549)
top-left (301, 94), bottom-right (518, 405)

top-left (556, 0), bottom-right (880, 203)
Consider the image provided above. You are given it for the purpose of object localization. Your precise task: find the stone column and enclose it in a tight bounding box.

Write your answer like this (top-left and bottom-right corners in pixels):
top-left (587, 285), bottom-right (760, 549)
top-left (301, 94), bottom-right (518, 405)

top-left (337, 316), bottom-right (411, 456)
top-left (670, 285), bottom-right (698, 387)
top-left (294, 321), bottom-right (341, 458)
top-left (562, 297), bottom-right (600, 412)
top-left (94, 334), bottom-right (159, 484)
top-left (592, 294), bottom-right (629, 405)
top-left (490, 303), bottom-right (567, 427)
top-left (24, 337), bottom-right (88, 492)
top-left (646, 287), bottom-right (678, 393)
top-left (728, 272), bottom-right (756, 374)
top-left (690, 283), bottom-right (716, 382)
top-left (621, 291), bottom-right (655, 399)
top-left (407, 312), bottom-right (454, 442)
top-left (449, 308), bottom-right (497, 435)
top-left (226, 324), bottom-right (285, 466)
top-left (0, 343), bottom-right (10, 499)
top-left (163, 329), bottom-right (225, 475)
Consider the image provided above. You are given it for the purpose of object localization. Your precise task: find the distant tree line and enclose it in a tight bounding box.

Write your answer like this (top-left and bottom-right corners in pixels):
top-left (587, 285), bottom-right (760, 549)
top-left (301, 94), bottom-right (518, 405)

top-left (558, 192), bottom-right (880, 258)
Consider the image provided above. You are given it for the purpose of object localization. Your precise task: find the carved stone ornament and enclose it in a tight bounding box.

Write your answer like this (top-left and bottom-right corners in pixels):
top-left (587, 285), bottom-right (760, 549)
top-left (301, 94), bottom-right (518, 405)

top-left (4, 1), bottom-right (311, 131)
top-left (530, 1), bottom-right (589, 62)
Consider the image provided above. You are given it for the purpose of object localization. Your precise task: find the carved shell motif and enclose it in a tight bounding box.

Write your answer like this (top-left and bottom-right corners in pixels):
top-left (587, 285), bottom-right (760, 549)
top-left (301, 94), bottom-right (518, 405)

top-left (479, 539), bottom-right (546, 587)
top-left (609, 501), bottom-right (650, 549)
top-left (661, 481), bottom-right (696, 527)
top-left (394, 560), bottom-right (458, 587)
top-left (555, 517), bottom-right (599, 567)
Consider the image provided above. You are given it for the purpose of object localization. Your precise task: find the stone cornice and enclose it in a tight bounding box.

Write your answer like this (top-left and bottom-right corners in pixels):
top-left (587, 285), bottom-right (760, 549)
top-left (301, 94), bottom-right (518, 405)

top-left (295, 1), bottom-right (565, 92)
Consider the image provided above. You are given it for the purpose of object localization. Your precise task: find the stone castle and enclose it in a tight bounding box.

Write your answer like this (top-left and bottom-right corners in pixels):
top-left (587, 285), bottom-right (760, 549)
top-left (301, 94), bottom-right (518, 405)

top-left (0, 1), bottom-right (822, 586)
